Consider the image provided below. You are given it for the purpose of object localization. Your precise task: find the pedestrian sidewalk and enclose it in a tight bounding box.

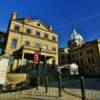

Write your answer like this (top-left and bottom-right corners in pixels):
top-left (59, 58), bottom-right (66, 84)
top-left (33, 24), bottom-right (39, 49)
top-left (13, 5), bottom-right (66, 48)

top-left (0, 86), bottom-right (83, 100)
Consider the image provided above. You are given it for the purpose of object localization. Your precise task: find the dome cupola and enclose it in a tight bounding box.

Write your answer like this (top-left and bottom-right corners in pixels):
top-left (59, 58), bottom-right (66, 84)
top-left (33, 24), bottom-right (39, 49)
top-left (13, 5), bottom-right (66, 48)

top-left (71, 26), bottom-right (84, 41)
top-left (68, 26), bottom-right (84, 49)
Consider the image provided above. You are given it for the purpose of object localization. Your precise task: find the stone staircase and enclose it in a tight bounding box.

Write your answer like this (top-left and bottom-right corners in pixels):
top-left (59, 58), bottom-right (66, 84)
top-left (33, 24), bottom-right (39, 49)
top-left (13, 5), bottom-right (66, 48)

top-left (0, 87), bottom-right (83, 100)
top-left (0, 87), bottom-right (59, 100)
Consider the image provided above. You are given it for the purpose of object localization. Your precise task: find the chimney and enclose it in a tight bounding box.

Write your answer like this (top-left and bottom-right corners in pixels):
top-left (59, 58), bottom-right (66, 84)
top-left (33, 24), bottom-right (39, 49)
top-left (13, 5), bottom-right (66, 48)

top-left (11, 12), bottom-right (17, 20)
top-left (48, 25), bottom-right (53, 31)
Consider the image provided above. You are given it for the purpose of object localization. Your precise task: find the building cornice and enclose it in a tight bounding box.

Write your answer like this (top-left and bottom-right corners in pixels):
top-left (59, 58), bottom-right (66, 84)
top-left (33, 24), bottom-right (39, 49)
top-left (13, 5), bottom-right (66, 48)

top-left (70, 40), bottom-right (100, 52)
top-left (24, 46), bottom-right (56, 55)
top-left (11, 20), bottom-right (58, 35)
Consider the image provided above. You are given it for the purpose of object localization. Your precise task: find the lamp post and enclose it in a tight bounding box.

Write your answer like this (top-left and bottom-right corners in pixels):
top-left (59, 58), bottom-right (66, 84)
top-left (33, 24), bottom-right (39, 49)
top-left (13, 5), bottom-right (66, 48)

top-left (45, 56), bottom-right (48, 93)
top-left (37, 48), bottom-right (41, 90)
top-left (70, 64), bottom-right (86, 100)
top-left (77, 65), bottom-right (86, 100)
top-left (43, 46), bottom-right (48, 93)
top-left (34, 48), bottom-right (40, 90)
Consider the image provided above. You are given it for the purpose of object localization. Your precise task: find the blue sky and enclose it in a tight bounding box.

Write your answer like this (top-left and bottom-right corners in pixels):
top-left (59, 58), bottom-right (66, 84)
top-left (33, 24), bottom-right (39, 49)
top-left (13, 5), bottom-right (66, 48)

top-left (0, 0), bottom-right (100, 48)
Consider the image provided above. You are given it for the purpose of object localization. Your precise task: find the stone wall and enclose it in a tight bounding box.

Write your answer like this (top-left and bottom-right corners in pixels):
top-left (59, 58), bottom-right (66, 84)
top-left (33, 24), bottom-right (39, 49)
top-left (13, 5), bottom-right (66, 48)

top-left (7, 73), bottom-right (29, 84)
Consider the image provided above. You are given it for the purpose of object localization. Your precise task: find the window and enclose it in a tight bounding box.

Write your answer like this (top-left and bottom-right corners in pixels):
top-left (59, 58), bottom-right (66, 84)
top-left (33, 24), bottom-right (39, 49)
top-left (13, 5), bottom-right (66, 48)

top-left (36, 31), bottom-right (40, 37)
top-left (76, 53), bottom-right (78, 57)
top-left (92, 57), bottom-right (95, 64)
top-left (14, 25), bottom-right (20, 32)
top-left (76, 60), bottom-right (79, 65)
top-left (44, 34), bottom-right (48, 39)
top-left (61, 49), bottom-right (64, 52)
top-left (0, 37), bottom-right (4, 43)
top-left (74, 43), bottom-right (77, 48)
top-left (80, 52), bottom-right (82, 56)
top-left (80, 59), bottom-right (84, 65)
top-left (87, 49), bottom-right (93, 54)
top-left (87, 50), bottom-right (89, 54)
top-left (93, 67), bottom-right (95, 73)
top-left (11, 39), bottom-right (17, 48)
top-left (67, 55), bottom-right (71, 60)
top-left (61, 62), bottom-right (65, 65)
top-left (72, 54), bottom-right (75, 58)
top-left (43, 45), bottom-right (48, 50)
top-left (61, 55), bottom-right (65, 59)
top-left (90, 49), bottom-right (93, 53)
top-left (27, 28), bottom-right (31, 34)
top-left (37, 23), bottom-right (40, 26)
top-left (52, 36), bottom-right (56, 41)
top-left (0, 49), bottom-right (2, 54)
top-left (35, 43), bottom-right (41, 48)
top-left (88, 58), bottom-right (91, 64)
top-left (25, 41), bottom-right (30, 46)
top-left (52, 47), bottom-right (56, 51)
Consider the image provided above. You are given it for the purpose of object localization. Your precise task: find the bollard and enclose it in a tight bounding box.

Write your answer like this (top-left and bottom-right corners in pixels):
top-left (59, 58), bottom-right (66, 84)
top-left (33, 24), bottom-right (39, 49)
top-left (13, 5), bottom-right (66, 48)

top-left (80, 77), bottom-right (86, 100)
top-left (37, 68), bottom-right (40, 90)
top-left (58, 71), bottom-right (62, 97)
top-left (45, 75), bottom-right (48, 93)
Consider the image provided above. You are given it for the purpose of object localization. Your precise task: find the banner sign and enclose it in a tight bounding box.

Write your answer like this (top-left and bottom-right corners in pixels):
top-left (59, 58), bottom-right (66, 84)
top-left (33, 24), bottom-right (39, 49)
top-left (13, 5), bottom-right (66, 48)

top-left (34, 51), bottom-right (39, 64)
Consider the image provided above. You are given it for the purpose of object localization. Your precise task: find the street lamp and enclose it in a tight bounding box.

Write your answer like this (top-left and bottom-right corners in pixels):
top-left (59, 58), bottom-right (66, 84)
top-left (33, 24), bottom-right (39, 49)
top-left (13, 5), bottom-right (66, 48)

top-left (44, 55), bottom-right (48, 93)
top-left (37, 48), bottom-right (41, 90)
top-left (43, 46), bottom-right (48, 93)
top-left (71, 64), bottom-right (86, 100)
top-left (80, 76), bottom-right (86, 100)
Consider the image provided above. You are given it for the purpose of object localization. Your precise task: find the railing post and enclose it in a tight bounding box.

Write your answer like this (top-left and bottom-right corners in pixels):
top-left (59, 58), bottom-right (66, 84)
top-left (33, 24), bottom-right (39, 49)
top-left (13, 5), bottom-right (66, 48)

top-left (58, 69), bottom-right (62, 97)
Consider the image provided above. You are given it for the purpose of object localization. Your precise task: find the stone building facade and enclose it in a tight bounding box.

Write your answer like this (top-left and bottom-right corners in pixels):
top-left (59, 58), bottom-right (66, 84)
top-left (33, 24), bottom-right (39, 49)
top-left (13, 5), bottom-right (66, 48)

top-left (1, 12), bottom-right (58, 73)
top-left (59, 27), bottom-right (100, 75)
top-left (58, 48), bottom-right (70, 66)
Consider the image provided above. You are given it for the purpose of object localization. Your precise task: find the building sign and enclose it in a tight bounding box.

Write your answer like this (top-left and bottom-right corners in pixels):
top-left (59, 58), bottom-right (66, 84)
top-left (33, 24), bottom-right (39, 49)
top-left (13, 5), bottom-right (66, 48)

top-left (8, 55), bottom-right (14, 65)
top-left (34, 51), bottom-right (39, 64)
top-left (23, 59), bottom-right (27, 65)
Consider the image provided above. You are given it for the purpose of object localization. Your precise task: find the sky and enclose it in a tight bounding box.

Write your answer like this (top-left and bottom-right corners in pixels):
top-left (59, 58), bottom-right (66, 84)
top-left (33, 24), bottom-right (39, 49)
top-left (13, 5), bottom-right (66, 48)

top-left (0, 0), bottom-right (100, 48)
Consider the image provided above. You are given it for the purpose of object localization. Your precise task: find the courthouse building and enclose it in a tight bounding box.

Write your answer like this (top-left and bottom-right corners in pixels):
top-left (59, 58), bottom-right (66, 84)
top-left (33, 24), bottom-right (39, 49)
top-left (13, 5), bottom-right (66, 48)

top-left (59, 27), bottom-right (100, 75)
top-left (1, 12), bottom-right (58, 73)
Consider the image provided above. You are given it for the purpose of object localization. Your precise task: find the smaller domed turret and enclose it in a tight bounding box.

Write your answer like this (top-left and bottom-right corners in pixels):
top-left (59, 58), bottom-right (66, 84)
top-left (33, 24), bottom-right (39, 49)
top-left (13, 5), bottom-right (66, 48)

top-left (68, 26), bottom-right (84, 49)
